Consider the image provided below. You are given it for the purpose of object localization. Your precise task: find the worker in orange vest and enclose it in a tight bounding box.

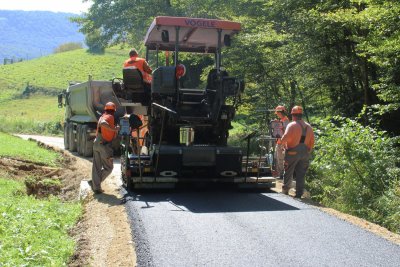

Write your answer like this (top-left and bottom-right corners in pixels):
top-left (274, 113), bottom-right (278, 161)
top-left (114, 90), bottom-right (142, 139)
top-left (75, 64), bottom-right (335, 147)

top-left (280, 106), bottom-right (315, 198)
top-left (91, 102), bottom-right (120, 194)
top-left (273, 105), bottom-right (290, 179)
top-left (123, 48), bottom-right (152, 84)
top-left (131, 114), bottom-right (148, 154)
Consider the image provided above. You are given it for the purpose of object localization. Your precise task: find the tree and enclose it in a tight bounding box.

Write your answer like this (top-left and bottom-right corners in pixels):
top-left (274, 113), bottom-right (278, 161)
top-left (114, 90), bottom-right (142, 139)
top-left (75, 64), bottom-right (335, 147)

top-left (84, 28), bottom-right (107, 54)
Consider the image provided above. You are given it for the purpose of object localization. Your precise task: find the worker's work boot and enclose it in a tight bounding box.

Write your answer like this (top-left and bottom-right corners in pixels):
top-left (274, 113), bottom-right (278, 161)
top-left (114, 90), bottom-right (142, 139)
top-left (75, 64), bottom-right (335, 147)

top-left (93, 189), bottom-right (104, 194)
top-left (281, 187), bottom-right (289, 195)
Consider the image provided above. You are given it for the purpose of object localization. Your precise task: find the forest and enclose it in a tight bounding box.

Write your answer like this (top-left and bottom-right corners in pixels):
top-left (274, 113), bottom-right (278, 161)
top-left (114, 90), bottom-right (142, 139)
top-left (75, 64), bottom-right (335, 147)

top-left (74, 0), bottom-right (400, 233)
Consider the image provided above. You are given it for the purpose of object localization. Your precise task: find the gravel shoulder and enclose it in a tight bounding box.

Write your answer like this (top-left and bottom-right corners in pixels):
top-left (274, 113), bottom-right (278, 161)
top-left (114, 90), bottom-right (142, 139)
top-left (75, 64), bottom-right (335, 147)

top-left (273, 180), bottom-right (400, 245)
top-left (67, 153), bottom-right (136, 267)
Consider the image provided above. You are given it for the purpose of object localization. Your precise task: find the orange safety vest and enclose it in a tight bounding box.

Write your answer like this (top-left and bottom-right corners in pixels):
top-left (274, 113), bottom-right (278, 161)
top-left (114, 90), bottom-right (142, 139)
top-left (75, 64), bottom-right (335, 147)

top-left (123, 56), bottom-right (152, 84)
top-left (96, 113), bottom-right (116, 143)
top-left (131, 115), bottom-right (148, 146)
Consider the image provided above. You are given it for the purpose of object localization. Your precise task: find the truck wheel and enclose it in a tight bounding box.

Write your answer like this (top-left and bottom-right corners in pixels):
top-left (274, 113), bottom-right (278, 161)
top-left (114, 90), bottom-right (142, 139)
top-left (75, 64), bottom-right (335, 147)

top-left (81, 125), bottom-right (93, 157)
top-left (76, 125), bottom-right (83, 155)
top-left (64, 123), bottom-right (70, 150)
top-left (68, 123), bottom-right (77, 152)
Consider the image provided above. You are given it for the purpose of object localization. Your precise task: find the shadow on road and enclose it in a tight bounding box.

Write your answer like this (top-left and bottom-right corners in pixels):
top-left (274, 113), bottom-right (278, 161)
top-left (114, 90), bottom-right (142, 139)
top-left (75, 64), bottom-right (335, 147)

top-left (124, 186), bottom-right (299, 213)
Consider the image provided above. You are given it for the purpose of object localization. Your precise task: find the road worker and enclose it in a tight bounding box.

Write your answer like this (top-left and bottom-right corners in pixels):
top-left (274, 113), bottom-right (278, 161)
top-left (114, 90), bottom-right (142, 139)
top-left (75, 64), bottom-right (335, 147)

top-left (130, 114), bottom-right (149, 155)
top-left (272, 105), bottom-right (290, 179)
top-left (280, 105), bottom-right (314, 198)
top-left (91, 102), bottom-right (120, 194)
top-left (123, 48), bottom-right (152, 85)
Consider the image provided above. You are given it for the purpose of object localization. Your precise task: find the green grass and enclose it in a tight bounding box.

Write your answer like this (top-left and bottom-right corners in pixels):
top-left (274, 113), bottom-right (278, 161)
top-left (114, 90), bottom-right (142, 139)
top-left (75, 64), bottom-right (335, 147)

top-left (0, 46), bottom-right (128, 134)
top-left (0, 46), bottom-right (127, 102)
top-left (0, 95), bottom-right (65, 135)
top-left (0, 178), bottom-right (81, 266)
top-left (0, 132), bottom-right (60, 166)
top-left (2, 95), bottom-right (63, 121)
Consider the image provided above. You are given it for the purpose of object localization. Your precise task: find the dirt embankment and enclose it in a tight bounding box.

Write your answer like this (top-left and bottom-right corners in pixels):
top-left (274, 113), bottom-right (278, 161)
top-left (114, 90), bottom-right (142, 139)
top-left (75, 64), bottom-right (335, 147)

top-left (0, 142), bottom-right (136, 267)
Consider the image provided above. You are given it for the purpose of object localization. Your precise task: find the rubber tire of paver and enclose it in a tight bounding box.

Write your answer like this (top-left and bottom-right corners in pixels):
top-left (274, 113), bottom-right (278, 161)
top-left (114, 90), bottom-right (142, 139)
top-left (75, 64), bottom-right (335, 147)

top-left (121, 147), bottom-right (133, 190)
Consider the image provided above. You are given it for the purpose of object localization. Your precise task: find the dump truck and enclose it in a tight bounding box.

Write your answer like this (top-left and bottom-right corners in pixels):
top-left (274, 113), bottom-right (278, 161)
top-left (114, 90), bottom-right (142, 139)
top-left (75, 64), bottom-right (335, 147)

top-left (58, 79), bottom-right (128, 156)
top-left (59, 16), bottom-right (276, 190)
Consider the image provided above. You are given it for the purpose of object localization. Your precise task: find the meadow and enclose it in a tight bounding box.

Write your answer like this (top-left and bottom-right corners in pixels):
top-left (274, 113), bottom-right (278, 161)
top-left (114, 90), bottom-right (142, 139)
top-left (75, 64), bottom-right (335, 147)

top-left (0, 47), bottom-right (128, 134)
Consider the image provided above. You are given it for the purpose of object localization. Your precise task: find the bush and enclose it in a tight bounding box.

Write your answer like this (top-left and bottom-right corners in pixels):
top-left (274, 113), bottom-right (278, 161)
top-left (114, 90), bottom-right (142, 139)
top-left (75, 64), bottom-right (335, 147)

top-left (54, 42), bottom-right (83, 53)
top-left (0, 118), bottom-right (63, 136)
top-left (308, 117), bottom-right (400, 233)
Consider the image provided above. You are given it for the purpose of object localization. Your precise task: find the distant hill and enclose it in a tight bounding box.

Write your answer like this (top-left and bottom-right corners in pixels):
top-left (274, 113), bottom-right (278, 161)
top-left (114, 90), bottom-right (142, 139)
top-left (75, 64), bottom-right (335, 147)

top-left (0, 10), bottom-right (84, 64)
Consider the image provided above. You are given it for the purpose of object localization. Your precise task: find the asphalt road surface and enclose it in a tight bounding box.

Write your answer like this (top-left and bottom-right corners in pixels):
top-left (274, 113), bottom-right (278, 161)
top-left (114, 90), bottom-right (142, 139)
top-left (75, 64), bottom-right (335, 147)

top-left (124, 188), bottom-right (400, 267)
top-left (21, 135), bottom-right (400, 267)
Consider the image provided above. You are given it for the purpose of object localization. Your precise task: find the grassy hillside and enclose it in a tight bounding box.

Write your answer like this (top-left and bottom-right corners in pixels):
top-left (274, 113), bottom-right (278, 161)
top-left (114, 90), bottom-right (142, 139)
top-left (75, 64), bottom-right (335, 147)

top-left (0, 47), bottom-right (128, 134)
top-left (0, 47), bottom-right (127, 100)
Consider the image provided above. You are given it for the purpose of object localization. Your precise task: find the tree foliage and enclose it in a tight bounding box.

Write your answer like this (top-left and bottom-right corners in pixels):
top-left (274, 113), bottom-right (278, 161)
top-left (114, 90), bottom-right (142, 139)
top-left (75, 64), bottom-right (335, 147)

top-left (308, 117), bottom-right (400, 233)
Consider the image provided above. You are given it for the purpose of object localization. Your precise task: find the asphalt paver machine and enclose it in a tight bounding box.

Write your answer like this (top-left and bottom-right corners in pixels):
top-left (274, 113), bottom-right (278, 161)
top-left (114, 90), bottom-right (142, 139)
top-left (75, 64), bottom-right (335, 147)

top-left (119, 16), bottom-right (275, 189)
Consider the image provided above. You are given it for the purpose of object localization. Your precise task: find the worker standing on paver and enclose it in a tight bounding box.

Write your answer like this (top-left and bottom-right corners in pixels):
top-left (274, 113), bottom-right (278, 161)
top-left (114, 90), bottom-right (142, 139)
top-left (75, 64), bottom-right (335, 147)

top-left (280, 106), bottom-right (314, 198)
top-left (123, 48), bottom-right (153, 85)
top-left (91, 102), bottom-right (120, 194)
top-left (272, 105), bottom-right (290, 179)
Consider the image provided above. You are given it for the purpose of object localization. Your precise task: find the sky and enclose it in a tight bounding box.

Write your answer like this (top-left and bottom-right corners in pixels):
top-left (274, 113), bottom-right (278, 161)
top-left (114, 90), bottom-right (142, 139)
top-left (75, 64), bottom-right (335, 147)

top-left (0, 0), bottom-right (92, 14)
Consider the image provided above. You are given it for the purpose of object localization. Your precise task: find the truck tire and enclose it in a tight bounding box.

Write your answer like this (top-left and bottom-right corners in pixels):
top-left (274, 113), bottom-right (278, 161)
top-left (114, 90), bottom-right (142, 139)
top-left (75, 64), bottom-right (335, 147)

top-left (76, 124), bottom-right (83, 155)
top-left (81, 125), bottom-right (93, 157)
top-left (68, 123), bottom-right (77, 152)
top-left (64, 123), bottom-right (70, 150)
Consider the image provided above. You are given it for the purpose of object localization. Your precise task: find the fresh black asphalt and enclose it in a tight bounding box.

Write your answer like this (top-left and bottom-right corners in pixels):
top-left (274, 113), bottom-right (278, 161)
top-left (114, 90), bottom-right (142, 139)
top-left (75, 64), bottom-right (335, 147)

top-left (123, 187), bottom-right (400, 267)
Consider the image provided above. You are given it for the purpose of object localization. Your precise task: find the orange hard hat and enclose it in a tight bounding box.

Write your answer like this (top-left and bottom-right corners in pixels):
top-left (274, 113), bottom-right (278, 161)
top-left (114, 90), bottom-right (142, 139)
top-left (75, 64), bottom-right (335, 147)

top-left (104, 102), bottom-right (116, 111)
top-left (291, 105), bottom-right (303, 115)
top-left (275, 105), bottom-right (286, 113)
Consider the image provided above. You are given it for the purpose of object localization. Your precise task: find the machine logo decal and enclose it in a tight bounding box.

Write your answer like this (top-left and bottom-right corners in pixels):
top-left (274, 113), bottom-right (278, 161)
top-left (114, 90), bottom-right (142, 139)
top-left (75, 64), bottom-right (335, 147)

top-left (185, 19), bottom-right (216, 28)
